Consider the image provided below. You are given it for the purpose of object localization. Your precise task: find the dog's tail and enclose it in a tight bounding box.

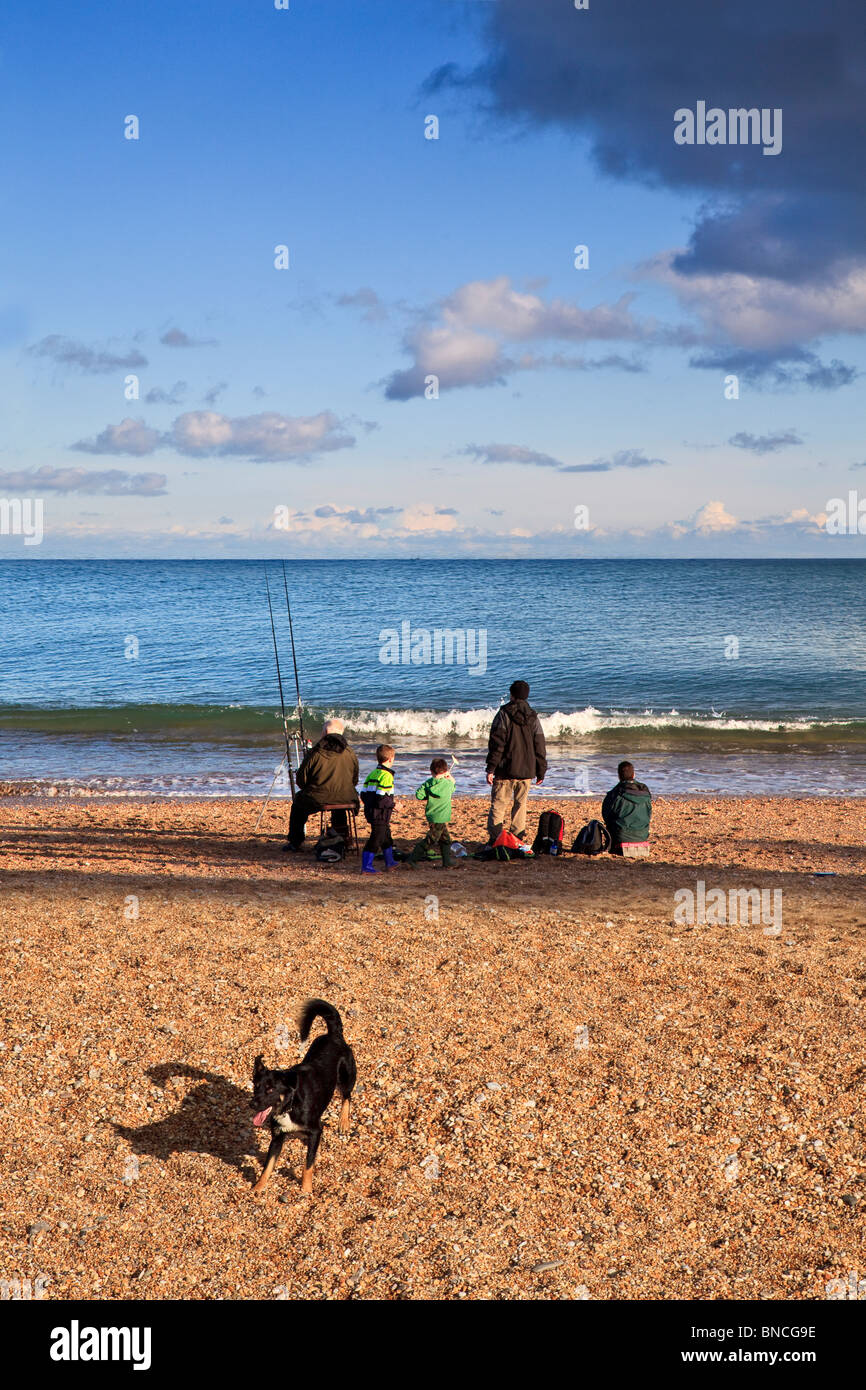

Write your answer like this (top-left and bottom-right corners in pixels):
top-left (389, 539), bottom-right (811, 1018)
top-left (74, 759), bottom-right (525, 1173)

top-left (298, 998), bottom-right (344, 1042)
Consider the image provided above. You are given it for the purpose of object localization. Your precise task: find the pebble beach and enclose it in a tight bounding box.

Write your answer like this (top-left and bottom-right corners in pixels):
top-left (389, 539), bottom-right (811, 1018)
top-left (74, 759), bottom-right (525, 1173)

top-left (1, 793), bottom-right (863, 1301)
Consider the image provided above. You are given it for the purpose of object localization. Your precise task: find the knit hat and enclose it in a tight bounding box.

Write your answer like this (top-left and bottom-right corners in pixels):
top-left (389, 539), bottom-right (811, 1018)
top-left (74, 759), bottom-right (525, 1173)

top-left (510, 680), bottom-right (530, 700)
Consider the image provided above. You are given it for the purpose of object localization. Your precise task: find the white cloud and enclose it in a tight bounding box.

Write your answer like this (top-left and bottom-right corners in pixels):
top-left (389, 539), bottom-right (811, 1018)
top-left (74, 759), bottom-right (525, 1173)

top-left (767, 507), bottom-right (827, 532)
top-left (72, 418), bottom-right (164, 456)
top-left (71, 411), bottom-right (355, 463)
top-left (646, 251), bottom-right (866, 351)
top-left (443, 277), bottom-right (644, 341)
top-left (689, 500), bottom-right (739, 534)
top-left (400, 505), bottom-right (460, 534)
top-left (384, 276), bottom-right (688, 398)
top-left (665, 499), bottom-right (829, 540)
top-left (169, 410), bottom-right (354, 461)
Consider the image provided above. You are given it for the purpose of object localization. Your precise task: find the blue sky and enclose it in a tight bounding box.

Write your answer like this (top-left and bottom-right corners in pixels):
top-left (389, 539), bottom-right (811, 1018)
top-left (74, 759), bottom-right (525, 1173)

top-left (1, 0), bottom-right (864, 556)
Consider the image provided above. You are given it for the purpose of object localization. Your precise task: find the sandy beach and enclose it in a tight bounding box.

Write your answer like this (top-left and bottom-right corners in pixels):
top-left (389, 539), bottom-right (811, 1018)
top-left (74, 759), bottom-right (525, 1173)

top-left (1, 793), bottom-right (863, 1302)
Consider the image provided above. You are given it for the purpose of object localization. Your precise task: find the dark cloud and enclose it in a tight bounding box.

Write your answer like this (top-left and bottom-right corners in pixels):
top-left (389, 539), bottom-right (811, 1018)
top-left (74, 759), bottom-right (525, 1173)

top-left (689, 347), bottom-right (858, 390)
top-left (202, 381), bottom-right (228, 405)
top-left (160, 328), bottom-right (218, 348)
top-left (0, 465), bottom-right (166, 495)
top-left (27, 335), bottom-right (147, 374)
top-left (729, 429), bottom-right (803, 455)
top-left (464, 443), bottom-right (666, 474)
top-left (560, 448), bottom-right (667, 474)
top-left (672, 193), bottom-right (866, 286)
top-left (144, 381), bottom-right (187, 405)
top-left (563, 352), bottom-right (647, 374)
top-left (434, 0), bottom-right (866, 359)
top-left (313, 504), bottom-right (402, 525)
top-left (463, 443), bottom-right (563, 469)
top-left (336, 288), bottom-right (388, 322)
top-left (439, 1), bottom-right (864, 203)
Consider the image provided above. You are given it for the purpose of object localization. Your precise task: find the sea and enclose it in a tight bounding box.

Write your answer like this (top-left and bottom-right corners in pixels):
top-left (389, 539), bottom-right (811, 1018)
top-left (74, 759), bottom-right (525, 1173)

top-left (0, 559), bottom-right (864, 799)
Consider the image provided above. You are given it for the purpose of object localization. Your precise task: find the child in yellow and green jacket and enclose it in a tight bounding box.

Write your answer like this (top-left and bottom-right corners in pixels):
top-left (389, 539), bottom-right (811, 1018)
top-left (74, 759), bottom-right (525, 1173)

top-left (360, 744), bottom-right (397, 873)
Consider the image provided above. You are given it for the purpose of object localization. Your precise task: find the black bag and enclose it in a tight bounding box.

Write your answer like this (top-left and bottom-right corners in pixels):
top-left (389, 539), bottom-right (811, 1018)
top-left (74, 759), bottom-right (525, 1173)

top-left (314, 832), bottom-right (345, 863)
top-left (571, 819), bottom-right (611, 856)
top-left (532, 811), bottom-right (565, 856)
top-left (473, 844), bottom-right (520, 862)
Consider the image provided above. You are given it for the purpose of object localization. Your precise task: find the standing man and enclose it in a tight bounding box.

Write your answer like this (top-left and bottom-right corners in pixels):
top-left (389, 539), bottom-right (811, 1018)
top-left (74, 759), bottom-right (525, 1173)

top-left (485, 680), bottom-right (547, 843)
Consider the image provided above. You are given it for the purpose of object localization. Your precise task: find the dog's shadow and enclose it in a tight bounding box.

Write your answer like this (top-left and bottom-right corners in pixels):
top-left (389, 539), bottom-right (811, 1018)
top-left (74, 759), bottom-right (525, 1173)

top-left (113, 1063), bottom-right (275, 1187)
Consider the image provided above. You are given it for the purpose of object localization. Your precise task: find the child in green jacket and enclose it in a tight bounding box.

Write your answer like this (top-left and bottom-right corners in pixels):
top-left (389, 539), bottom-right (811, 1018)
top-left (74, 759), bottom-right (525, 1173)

top-left (409, 758), bottom-right (455, 867)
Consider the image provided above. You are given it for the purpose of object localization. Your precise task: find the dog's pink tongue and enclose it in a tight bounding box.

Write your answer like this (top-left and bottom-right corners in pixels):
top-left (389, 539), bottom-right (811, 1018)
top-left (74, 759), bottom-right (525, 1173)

top-left (252, 1107), bottom-right (272, 1127)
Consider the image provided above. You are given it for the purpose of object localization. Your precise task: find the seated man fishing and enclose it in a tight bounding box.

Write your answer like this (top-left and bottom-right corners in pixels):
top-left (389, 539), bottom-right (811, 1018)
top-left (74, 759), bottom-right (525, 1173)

top-left (601, 760), bottom-right (652, 856)
top-left (283, 718), bottom-right (360, 851)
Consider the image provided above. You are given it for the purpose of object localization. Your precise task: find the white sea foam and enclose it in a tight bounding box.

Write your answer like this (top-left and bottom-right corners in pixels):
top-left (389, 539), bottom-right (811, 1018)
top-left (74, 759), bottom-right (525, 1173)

top-left (327, 706), bottom-right (842, 741)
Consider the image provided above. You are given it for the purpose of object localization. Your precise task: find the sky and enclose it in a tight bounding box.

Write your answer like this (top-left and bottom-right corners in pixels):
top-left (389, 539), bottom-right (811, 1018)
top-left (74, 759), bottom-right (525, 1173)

top-left (1, 0), bottom-right (864, 558)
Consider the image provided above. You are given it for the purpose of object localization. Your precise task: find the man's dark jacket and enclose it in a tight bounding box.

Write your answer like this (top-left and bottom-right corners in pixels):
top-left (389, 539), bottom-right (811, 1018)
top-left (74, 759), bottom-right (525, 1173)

top-left (486, 699), bottom-right (547, 781)
top-left (601, 779), bottom-right (652, 844)
top-left (295, 734), bottom-right (360, 808)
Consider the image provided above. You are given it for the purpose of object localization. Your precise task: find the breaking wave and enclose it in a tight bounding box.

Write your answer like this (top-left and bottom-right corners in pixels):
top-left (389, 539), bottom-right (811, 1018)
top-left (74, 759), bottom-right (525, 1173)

top-left (0, 702), bottom-right (863, 746)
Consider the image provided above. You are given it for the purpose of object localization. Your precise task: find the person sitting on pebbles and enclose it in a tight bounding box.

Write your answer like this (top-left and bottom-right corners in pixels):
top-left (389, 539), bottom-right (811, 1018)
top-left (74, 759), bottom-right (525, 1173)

top-left (283, 718), bottom-right (360, 851)
top-left (601, 760), bottom-right (652, 855)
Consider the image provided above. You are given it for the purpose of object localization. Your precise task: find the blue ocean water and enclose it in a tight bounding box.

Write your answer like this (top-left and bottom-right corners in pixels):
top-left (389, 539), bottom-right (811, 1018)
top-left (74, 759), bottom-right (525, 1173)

top-left (0, 559), bottom-right (864, 796)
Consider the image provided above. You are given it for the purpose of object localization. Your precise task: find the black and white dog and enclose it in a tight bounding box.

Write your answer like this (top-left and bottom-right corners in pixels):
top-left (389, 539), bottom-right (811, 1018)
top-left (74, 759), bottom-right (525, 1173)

top-left (251, 1000), bottom-right (356, 1196)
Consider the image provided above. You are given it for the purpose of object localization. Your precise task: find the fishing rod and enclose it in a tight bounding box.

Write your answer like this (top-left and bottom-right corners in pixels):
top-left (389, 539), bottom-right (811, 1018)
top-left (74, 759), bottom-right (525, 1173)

top-left (257, 567), bottom-right (296, 832)
top-left (281, 560), bottom-right (307, 749)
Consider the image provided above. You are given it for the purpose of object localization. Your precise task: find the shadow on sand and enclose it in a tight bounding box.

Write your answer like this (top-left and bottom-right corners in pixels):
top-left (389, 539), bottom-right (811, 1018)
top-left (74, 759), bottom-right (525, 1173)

top-left (112, 1063), bottom-right (271, 1188)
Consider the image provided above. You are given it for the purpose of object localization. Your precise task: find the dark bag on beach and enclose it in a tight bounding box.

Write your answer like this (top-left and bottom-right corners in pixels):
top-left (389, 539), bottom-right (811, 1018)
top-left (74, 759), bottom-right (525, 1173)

top-left (314, 831), bottom-right (345, 863)
top-left (473, 844), bottom-right (518, 862)
top-left (572, 819), bottom-right (610, 856)
top-left (532, 811), bottom-right (565, 856)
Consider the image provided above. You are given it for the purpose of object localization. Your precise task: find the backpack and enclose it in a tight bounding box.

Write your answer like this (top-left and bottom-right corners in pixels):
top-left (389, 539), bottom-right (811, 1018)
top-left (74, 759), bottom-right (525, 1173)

top-left (571, 820), bottom-right (611, 856)
top-left (314, 831), bottom-right (345, 863)
top-left (532, 811), bottom-right (565, 856)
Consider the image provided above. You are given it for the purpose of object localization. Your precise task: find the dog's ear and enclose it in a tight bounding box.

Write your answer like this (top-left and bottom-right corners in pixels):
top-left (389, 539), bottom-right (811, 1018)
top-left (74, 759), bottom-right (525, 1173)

top-left (253, 1053), bottom-right (265, 1078)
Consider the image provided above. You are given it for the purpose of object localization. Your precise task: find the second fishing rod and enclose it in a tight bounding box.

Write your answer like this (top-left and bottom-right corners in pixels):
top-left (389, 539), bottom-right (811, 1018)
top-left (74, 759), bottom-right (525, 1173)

top-left (264, 566), bottom-right (297, 800)
top-left (281, 560), bottom-right (308, 751)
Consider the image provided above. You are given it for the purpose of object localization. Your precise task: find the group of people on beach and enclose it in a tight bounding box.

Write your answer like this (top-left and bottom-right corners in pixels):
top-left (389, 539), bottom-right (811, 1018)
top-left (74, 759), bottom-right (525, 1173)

top-left (281, 679), bottom-right (652, 869)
